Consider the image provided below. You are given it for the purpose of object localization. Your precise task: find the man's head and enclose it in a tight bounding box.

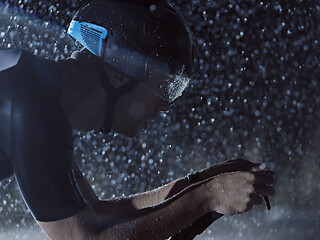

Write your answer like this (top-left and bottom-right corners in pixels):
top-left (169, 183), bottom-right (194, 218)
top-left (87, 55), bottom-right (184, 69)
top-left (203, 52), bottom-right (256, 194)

top-left (67, 0), bottom-right (194, 136)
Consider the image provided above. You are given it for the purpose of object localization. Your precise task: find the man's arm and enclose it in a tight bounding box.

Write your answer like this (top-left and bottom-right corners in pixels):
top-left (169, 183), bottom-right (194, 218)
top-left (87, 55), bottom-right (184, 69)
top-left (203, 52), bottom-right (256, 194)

top-left (38, 178), bottom-right (207, 240)
top-left (37, 170), bottom-right (274, 240)
top-left (76, 159), bottom-right (264, 219)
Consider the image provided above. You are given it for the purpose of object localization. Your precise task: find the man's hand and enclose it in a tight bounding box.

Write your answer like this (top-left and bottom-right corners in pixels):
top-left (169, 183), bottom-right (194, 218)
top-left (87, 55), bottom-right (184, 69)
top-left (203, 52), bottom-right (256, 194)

top-left (202, 170), bottom-right (275, 215)
top-left (197, 158), bottom-right (266, 181)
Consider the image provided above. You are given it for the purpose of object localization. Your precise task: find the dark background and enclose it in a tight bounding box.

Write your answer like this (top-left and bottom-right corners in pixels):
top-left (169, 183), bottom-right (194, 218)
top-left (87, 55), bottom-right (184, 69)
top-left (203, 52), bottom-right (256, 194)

top-left (0, 0), bottom-right (319, 239)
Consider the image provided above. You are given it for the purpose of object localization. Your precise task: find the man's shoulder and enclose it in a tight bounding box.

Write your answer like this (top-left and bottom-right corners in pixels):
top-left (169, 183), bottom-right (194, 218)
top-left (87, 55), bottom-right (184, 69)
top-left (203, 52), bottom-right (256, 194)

top-left (0, 49), bottom-right (72, 145)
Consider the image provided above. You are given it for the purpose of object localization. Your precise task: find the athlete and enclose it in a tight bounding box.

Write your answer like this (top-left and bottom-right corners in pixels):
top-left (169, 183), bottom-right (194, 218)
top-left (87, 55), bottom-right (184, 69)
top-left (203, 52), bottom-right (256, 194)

top-left (0, 0), bottom-right (275, 239)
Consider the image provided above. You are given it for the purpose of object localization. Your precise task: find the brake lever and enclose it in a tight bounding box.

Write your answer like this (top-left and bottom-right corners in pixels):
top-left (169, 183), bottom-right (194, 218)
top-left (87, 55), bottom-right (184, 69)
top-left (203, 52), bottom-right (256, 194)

top-left (262, 170), bottom-right (274, 210)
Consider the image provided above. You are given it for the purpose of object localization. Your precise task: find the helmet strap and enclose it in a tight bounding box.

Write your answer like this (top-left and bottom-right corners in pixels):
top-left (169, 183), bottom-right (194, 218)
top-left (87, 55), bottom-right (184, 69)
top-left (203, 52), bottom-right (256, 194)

top-left (98, 64), bottom-right (140, 133)
top-left (71, 50), bottom-right (141, 133)
top-left (71, 50), bottom-right (120, 133)
top-left (94, 61), bottom-right (122, 133)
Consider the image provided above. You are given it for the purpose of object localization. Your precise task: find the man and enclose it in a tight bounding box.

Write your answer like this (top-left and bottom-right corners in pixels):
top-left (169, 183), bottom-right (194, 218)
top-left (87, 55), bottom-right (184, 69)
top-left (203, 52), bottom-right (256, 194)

top-left (0, 0), bottom-right (275, 239)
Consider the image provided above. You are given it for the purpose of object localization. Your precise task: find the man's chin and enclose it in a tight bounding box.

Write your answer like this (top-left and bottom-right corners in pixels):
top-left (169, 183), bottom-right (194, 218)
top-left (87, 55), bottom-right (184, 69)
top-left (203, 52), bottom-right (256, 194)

top-left (124, 131), bottom-right (138, 138)
top-left (118, 127), bottom-right (140, 138)
top-left (140, 120), bottom-right (149, 130)
top-left (112, 122), bottom-right (147, 138)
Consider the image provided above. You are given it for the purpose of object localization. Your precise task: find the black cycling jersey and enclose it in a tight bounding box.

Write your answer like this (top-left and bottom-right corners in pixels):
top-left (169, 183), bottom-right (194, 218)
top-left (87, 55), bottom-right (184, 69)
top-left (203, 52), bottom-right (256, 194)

top-left (0, 49), bottom-right (96, 222)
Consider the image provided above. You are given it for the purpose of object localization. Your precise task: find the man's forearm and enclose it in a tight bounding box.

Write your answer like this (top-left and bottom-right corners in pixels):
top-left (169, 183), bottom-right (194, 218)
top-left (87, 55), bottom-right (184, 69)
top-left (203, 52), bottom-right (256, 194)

top-left (127, 176), bottom-right (193, 208)
top-left (79, 159), bottom-right (259, 216)
top-left (97, 164), bottom-right (223, 210)
top-left (79, 176), bottom-right (194, 218)
top-left (91, 183), bottom-right (208, 240)
top-left (79, 166), bottom-right (222, 217)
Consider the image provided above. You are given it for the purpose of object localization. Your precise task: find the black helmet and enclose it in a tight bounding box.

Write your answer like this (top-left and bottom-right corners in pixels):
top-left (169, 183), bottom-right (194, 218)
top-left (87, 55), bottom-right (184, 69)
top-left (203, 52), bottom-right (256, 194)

top-left (68, 0), bottom-right (194, 103)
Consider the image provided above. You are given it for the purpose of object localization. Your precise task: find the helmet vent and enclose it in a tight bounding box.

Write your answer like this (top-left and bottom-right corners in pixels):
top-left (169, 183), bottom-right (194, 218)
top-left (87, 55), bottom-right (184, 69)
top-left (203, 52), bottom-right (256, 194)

top-left (80, 24), bottom-right (102, 56)
top-left (68, 20), bottom-right (108, 57)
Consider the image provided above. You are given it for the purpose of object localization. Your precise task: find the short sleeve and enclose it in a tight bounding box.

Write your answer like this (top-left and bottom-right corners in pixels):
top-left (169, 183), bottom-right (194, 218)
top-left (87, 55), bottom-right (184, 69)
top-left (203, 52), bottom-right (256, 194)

top-left (9, 52), bottom-right (86, 222)
top-left (0, 149), bottom-right (13, 181)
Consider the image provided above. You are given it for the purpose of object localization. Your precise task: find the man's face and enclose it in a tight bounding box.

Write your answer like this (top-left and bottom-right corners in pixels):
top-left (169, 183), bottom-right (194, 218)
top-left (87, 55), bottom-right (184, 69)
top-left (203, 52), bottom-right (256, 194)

top-left (112, 82), bottom-right (170, 137)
